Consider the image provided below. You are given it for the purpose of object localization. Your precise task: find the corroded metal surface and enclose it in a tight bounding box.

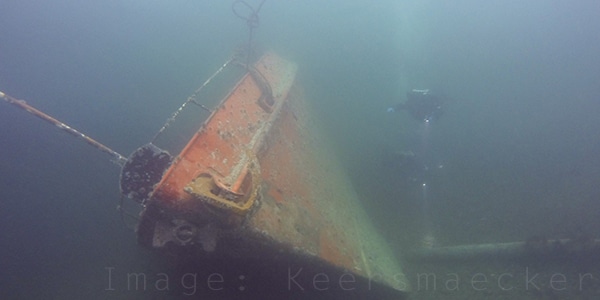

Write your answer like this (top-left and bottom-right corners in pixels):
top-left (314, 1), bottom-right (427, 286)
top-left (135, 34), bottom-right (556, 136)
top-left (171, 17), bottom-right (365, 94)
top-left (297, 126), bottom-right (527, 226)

top-left (136, 52), bottom-right (408, 296)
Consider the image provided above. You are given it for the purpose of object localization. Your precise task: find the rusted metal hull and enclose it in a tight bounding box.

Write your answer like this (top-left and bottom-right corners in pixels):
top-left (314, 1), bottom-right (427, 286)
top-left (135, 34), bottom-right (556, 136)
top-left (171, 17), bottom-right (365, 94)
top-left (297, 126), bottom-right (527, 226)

top-left (135, 53), bottom-right (408, 296)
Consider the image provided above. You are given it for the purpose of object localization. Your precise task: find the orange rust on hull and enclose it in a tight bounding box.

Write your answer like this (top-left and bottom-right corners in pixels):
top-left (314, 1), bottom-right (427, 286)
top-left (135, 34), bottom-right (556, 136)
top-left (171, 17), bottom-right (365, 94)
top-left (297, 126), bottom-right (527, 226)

top-left (137, 53), bottom-right (409, 296)
top-left (151, 52), bottom-right (297, 215)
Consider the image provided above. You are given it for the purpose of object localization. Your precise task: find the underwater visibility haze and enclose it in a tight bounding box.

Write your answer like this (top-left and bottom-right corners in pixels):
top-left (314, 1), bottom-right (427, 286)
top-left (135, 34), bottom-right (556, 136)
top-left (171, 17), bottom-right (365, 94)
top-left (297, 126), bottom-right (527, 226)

top-left (1, 0), bottom-right (600, 299)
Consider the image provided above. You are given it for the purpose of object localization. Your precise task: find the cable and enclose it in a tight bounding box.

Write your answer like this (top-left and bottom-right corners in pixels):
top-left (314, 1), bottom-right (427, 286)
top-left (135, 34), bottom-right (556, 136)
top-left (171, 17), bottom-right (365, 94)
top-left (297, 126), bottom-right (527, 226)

top-left (232, 0), bottom-right (267, 68)
top-left (232, 0), bottom-right (265, 29)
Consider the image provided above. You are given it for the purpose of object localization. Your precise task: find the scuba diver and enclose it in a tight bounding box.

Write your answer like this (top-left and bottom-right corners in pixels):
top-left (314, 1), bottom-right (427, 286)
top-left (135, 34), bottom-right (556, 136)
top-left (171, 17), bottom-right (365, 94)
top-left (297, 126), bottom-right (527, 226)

top-left (387, 89), bottom-right (444, 122)
top-left (385, 89), bottom-right (447, 248)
